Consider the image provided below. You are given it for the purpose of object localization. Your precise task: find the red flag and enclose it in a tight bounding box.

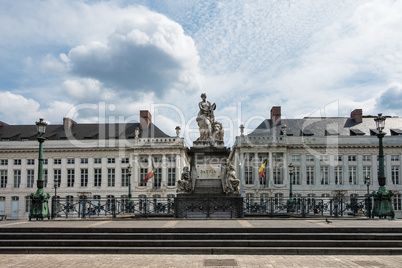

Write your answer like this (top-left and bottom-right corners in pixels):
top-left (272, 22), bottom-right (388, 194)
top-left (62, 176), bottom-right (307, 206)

top-left (143, 162), bottom-right (154, 183)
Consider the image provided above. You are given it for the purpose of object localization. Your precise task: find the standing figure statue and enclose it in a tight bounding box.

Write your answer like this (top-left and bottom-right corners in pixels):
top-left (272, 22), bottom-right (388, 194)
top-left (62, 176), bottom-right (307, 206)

top-left (196, 93), bottom-right (216, 142)
top-left (195, 93), bottom-right (224, 145)
top-left (178, 167), bottom-right (192, 192)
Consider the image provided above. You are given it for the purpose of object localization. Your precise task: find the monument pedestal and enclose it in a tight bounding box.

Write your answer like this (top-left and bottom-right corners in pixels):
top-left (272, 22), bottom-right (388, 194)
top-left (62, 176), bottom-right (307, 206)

top-left (175, 146), bottom-right (243, 218)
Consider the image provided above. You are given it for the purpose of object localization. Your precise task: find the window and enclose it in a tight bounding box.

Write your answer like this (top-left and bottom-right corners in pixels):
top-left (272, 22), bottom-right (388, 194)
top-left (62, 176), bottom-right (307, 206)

top-left (106, 195), bottom-right (114, 211)
top-left (273, 167), bottom-right (282, 184)
top-left (25, 196), bottom-right (31, 213)
top-left (0, 170), bottom-right (7, 188)
top-left (14, 159), bottom-right (21, 165)
top-left (139, 168), bottom-right (148, 186)
top-left (394, 194), bottom-right (402, 211)
top-left (273, 154), bottom-right (282, 162)
top-left (66, 195), bottom-right (74, 207)
top-left (27, 170), bottom-right (34, 188)
top-left (334, 155), bottom-right (342, 162)
top-left (67, 169), bottom-right (75, 187)
top-left (80, 158), bottom-right (88, 164)
top-left (27, 159), bottom-right (34, 165)
top-left (362, 155), bottom-right (371, 162)
top-left (13, 170), bottom-right (21, 188)
top-left (362, 167), bottom-right (371, 184)
top-left (391, 155), bottom-right (400, 162)
top-left (320, 167), bottom-right (329, 185)
top-left (67, 158), bottom-right (75, 165)
top-left (153, 168), bottom-right (162, 189)
top-left (121, 168), bottom-right (129, 187)
top-left (107, 168), bottom-right (115, 187)
top-left (306, 167), bottom-right (314, 185)
top-left (306, 155), bottom-right (315, 162)
top-left (245, 167), bottom-right (253, 185)
top-left (274, 193), bottom-right (284, 209)
top-left (167, 168), bottom-right (176, 186)
top-left (54, 169), bottom-right (61, 187)
top-left (348, 155), bottom-right (356, 162)
top-left (80, 169), bottom-right (88, 187)
top-left (349, 167), bottom-right (357, 185)
top-left (154, 157), bottom-right (162, 163)
top-left (107, 158), bottom-right (115, 164)
top-left (392, 167), bottom-right (400, 185)
top-left (291, 155), bottom-right (300, 162)
top-left (54, 158), bottom-right (61, 165)
top-left (167, 156), bottom-right (176, 163)
top-left (43, 169), bottom-right (48, 187)
top-left (335, 167), bottom-right (343, 185)
top-left (94, 158), bottom-right (102, 164)
top-left (0, 159), bottom-right (8, 165)
top-left (43, 159), bottom-right (48, 165)
top-left (94, 168), bottom-right (102, 187)
top-left (140, 157), bottom-right (148, 163)
top-left (121, 158), bottom-right (129, 164)
top-left (293, 166), bottom-right (301, 185)
top-left (320, 155), bottom-right (329, 163)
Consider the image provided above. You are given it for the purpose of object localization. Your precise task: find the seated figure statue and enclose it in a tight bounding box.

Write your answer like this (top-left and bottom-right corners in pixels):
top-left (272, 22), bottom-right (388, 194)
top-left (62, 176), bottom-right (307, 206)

top-left (224, 164), bottom-right (240, 194)
top-left (178, 166), bottom-right (192, 192)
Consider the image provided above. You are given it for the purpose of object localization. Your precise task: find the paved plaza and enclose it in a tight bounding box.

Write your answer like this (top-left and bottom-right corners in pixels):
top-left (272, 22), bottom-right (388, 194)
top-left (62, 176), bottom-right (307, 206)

top-left (1, 218), bottom-right (402, 267)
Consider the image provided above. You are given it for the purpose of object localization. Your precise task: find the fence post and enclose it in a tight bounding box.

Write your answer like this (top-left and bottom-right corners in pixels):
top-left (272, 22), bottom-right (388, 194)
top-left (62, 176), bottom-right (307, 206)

top-left (207, 197), bottom-right (210, 218)
top-left (302, 198), bottom-right (306, 218)
top-left (270, 197), bottom-right (274, 217)
top-left (112, 198), bottom-right (116, 218)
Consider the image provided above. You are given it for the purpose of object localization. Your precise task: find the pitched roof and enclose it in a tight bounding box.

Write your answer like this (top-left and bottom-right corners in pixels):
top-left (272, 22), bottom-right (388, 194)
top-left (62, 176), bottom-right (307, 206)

top-left (250, 117), bottom-right (402, 137)
top-left (0, 122), bottom-right (170, 141)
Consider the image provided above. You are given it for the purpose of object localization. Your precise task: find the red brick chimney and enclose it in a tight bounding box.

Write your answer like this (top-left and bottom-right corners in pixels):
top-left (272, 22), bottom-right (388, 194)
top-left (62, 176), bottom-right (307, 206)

top-left (140, 110), bottom-right (152, 130)
top-left (351, 109), bottom-right (362, 123)
top-left (270, 106), bottom-right (281, 125)
top-left (63, 118), bottom-right (77, 130)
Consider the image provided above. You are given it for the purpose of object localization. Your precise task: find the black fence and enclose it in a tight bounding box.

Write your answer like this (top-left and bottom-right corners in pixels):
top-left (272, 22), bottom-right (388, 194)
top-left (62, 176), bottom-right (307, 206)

top-left (51, 196), bottom-right (374, 219)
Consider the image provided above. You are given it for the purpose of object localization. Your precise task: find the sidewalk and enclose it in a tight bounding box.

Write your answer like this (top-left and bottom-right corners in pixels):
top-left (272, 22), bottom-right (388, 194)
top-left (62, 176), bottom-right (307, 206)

top-left (1, 217), bottom-right (401, 229)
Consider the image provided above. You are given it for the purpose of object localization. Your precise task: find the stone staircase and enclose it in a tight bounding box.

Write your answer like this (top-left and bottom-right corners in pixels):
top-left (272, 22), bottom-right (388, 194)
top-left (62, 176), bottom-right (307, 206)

top-left (0, 227), bottom-right (402, 254)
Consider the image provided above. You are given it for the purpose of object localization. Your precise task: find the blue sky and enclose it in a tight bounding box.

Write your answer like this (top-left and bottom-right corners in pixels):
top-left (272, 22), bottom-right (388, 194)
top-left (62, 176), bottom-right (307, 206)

top-left (1, 0), bottom-right (402, 146)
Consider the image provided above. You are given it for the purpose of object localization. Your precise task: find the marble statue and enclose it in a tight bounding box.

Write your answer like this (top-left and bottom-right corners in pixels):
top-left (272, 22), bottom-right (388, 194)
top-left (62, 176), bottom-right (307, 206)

top-left (195, 93), bottom-right (224, 145)
top-left (224, 164), bottom-right (240, 194)
top-left (178, 166), bottom-right (192, 192)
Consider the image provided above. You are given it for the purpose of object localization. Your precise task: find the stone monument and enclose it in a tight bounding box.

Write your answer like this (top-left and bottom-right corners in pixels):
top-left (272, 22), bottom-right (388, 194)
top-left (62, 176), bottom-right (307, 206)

top-left (175, 93), bottom-right (242, 218)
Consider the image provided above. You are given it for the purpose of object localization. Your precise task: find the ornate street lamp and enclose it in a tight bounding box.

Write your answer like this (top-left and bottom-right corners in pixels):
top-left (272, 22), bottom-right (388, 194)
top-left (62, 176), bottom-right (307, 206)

top-left (287, 163), bottom-right (296, 212)
top-left (372, 113), bottom-right (394, 219)
top-left (126, 164), bottom-right (134, 212)
top-left (29, 119), bottom-right (51, 221)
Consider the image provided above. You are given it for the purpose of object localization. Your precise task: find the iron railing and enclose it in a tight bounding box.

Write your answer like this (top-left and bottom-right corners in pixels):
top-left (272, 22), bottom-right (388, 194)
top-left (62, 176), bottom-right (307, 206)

top-left (51, 196), bottom-right (374, 219)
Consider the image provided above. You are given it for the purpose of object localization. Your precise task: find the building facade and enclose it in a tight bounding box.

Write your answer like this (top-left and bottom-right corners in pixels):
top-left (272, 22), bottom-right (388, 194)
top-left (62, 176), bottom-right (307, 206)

top-left (231, 107), bottom-right (402, 217)
top-left (0, 111), bottom-right (188, 219)
top-left (1, 106), bottom-right (402, 219)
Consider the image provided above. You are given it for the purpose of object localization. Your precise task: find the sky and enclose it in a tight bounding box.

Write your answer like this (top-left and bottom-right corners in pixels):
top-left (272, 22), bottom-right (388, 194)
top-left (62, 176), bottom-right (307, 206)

top-left (1, 0), bottom-right (402, 146)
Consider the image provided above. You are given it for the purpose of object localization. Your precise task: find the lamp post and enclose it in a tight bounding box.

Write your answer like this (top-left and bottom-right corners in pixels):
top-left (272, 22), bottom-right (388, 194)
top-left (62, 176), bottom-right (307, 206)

top-left (372, 113), bottom-right (394, 219)
top-left (29, 119), bottom-right (51, 221)
top-left (126, 164), bottom-right (134, 212)
top-left (287, 163), bottom-right (296, 212)
top-left (365, 176), bottom-right (371, 218)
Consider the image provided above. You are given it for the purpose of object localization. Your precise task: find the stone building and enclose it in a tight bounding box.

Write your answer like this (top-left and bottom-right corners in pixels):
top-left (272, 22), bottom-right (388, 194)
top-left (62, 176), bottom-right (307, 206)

top-left (231, 106), bottom-right (402, 217)
top-left (0, 111), bottom-right (188, 219)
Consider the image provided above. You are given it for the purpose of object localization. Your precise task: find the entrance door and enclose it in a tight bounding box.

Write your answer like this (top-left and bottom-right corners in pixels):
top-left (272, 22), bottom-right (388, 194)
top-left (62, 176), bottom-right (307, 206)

top-left (11, 196), bottom-right (19, 219)
top-left (0, 197), bottom-right (5, 216)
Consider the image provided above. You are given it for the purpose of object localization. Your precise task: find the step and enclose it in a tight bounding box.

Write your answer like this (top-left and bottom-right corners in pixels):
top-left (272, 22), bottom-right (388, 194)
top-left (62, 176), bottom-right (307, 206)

top-left (1, 246), bottom-right (402, 255)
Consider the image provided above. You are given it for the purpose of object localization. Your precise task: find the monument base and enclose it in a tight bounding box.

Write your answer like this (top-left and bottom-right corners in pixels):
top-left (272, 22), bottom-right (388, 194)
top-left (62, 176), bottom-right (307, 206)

top-left (174, 194), bottom-right (243, 218)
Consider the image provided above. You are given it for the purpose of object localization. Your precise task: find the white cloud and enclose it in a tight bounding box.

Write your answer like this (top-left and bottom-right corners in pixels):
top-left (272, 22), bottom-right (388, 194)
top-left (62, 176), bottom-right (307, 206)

top-left (64, 6), bottom-right (201, 96)
top-left (0, 91), bottom-right (41, 123)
